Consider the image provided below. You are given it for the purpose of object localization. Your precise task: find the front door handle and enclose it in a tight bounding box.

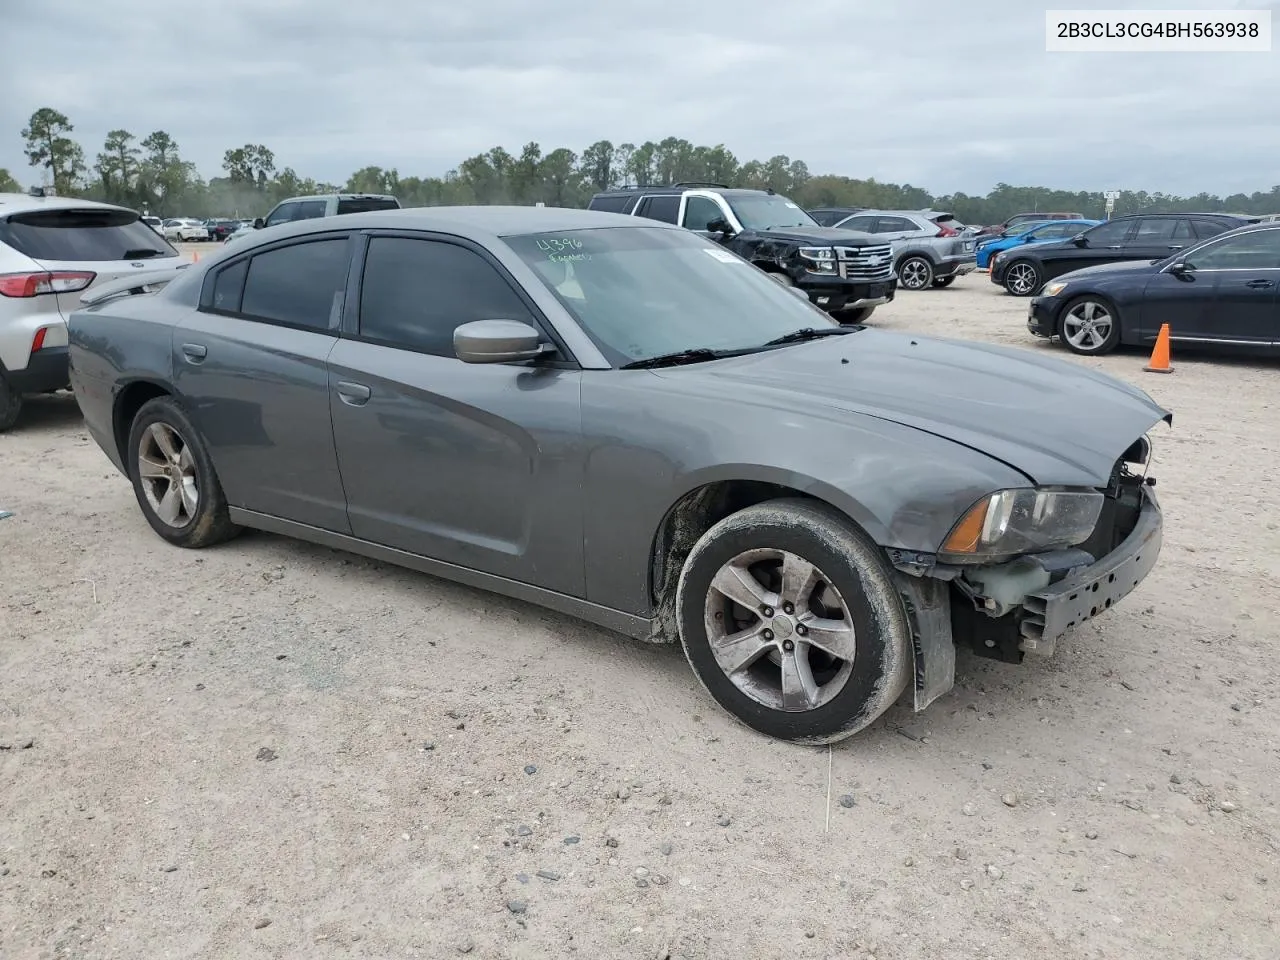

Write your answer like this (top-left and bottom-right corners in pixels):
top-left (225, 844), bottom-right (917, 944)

top-left (1167, 244), bottom-right (1184, 251)
top-left (180, 343), bottom-right (207, 362)
top-left (336, 380), bottom-right (371, 406)
top-left (1246, 279), bottom-right (1274, 288)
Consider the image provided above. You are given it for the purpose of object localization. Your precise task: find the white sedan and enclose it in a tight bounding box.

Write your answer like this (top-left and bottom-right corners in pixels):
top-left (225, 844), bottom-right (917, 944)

top-left (162, 218), bottom-right (209, 242)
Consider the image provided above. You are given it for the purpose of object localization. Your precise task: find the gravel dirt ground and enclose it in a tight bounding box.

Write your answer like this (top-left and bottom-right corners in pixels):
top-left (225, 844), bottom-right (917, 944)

top-left (2, 248), bottom-right (1278, 960)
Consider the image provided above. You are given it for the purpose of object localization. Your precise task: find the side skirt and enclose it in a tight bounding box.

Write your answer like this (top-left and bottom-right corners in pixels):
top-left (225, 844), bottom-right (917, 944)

top-left (227, 507), bottom-right (654, 641)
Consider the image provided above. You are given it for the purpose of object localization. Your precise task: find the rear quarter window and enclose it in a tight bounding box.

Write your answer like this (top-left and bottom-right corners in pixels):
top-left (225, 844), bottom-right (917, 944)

top-left (335, 198), bottom-right (400, 215)
top-left (588, 195), bottom-right (630, 214)
top-left (0, 208), bottom-right (178, 261)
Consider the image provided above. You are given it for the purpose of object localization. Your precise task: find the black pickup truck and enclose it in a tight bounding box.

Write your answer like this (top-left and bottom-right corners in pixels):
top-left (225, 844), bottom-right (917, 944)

top-left (587, 183), bottom-right (896, 322)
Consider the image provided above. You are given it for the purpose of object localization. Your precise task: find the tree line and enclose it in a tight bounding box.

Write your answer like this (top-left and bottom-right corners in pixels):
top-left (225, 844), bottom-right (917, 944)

top-left (7, 106), bottom-right (1280, 226)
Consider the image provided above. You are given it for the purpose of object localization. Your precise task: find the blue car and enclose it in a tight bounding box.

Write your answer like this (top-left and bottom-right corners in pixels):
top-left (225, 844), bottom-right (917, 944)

top-left (975, 219), bottom-right (1101, 269)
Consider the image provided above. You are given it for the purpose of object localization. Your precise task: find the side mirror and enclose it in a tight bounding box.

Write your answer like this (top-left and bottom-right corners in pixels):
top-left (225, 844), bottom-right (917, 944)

top-left (705, 217), bottom-right (732, 236)
top-left (1168, 261), bottom-right (1193, 276)
top-left (253, 217), bottom-right (265, 229)
top-left (454, 319), bottom-right (547, 364)
top-left (1072, 235), bottom-right (1088, 247)
top-left (1021, 235), bottom-right (1034, 243)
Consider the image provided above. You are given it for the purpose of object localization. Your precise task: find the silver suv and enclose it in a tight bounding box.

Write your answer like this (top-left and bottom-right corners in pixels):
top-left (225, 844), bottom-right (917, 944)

top-left (0, 192), bottom-right (185, 430)
top-left (822, 210), bottom-right (977, 291)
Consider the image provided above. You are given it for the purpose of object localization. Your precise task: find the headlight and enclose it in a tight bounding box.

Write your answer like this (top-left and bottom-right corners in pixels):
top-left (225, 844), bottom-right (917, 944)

top-left (798, 246), bottom-right (837, 274)
top-left (1042, 280), bottom-right (1068, 297)
top-left (939, 488), bottom-right (1104, 563)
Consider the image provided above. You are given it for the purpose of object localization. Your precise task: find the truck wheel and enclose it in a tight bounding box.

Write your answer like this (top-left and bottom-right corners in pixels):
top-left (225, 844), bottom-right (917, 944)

top-left (127, 397), bottom-right (241, 548)
top-left (897, 256), bottom-right (933, 291)
top-left (932, 276), bottom-right (955, 288)
top-left (768, 272), bottom-right (795, 287)
top-left (0, 370), bottom-right (23, 432)
top-left (676, 498), bottom-right (912, 744)
top-left (841, 306), bottom-right (876, 324)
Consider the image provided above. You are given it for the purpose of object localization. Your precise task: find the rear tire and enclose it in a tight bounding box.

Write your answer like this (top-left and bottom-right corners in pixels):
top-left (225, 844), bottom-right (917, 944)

top-left (0, 370), bottom-right (23, 432)
top-left (127, 397), bottom-right (241, 548)
top-left (897, 256), bottom-right (933, 291)
top-left (676, 498), bottom-right (912, 744)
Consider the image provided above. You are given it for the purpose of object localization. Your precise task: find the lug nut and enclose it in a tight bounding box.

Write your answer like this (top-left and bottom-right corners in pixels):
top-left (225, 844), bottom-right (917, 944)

top-left (782, 602), bottom-right (794, 614)
top-left (796, 623), bottom-right (808, 636)
top-left (760, 605), bottom-right (774, 617)
top-left (782, 639), bottom-right (795, 652)
top-left (762, 629), bottom-right (774, 641)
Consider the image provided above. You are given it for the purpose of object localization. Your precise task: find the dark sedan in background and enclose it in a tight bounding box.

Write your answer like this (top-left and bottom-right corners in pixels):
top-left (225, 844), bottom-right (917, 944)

top-left (993, 212), bottom-right (1260, 296)
top-left (1027, 222), bottom-right (1280, 355)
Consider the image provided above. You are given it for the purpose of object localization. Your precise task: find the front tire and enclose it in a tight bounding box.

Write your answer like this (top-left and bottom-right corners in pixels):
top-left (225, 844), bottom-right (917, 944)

top-left (1059, 295), bottom-right (1121, 355)
top-left (897, 256), bottom-right (933, 291)
top-left (1003, 259), bottom-right (1042, 296)
top-left (127, 397), bottom-right (240, 548)
top-left (840, 306), bottom-right (876, 324)
top-left (0, 370), bottom-right (23, 432)
top-left (676, 498), bottom-right (912, 744)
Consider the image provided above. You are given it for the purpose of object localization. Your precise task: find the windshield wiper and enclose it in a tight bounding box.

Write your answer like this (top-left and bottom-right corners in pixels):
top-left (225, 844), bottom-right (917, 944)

top-left (123, 248), bottom-right (167, 259)
top-left (760, 327), bottom-right (856, 347)
top-left (620, 348), bottom-right (736, 370)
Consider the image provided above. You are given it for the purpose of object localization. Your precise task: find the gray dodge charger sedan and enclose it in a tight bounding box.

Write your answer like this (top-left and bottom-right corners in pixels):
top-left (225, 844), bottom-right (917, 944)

top-left (67, 207), bottom-right (1170, 743)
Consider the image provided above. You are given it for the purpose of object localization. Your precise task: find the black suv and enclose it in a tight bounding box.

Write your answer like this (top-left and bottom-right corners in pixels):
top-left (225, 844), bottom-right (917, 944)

top-left (991, 212), bottom-right (1261, 296)
top-left (587, 184), bottom-right (895, 320)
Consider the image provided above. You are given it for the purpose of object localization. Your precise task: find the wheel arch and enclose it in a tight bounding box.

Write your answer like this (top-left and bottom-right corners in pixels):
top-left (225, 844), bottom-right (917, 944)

top-left (645, 469), bottom-right (894, 644)
top-left (112, 378), bottom-right (176, 465)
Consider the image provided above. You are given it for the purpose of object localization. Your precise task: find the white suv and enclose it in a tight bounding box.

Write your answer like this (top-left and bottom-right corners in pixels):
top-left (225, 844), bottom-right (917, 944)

top-left (0, 193), bottom-right (185, 430)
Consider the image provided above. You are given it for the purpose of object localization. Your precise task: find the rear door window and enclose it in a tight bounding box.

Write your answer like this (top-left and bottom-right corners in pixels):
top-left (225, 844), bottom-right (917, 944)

top-left (635, 195), bottom-right (680, 224)
top-left (0, 208), bottom-right (178, 261)
top-left (873, 216), bottom-right (915, 233)
top-left (589, 195), bottom-right (630, 214)
top-left (239, 237), bottom-right (352, 331)
top-left (1191, 219), bottom-right (1233, 239)
top-left (335, 197), bottom-right (400, 215)
top-left (294, 200), bottom-right (328, 220)
top-left (839, 216), bottom-right (877, 232)
top-left (1131, 218), bottom-right (1178, 242)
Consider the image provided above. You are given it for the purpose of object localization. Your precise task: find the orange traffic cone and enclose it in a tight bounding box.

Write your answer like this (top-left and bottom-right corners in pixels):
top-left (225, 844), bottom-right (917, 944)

top-left (191, 251), bottom-right (200, 263)
top-left (1144, 323), bottom-right (1173, 373)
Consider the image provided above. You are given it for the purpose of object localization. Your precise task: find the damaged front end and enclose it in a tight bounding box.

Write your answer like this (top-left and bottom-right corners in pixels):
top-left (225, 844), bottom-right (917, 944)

top-left (893, 433), bottom-right (1163, 711)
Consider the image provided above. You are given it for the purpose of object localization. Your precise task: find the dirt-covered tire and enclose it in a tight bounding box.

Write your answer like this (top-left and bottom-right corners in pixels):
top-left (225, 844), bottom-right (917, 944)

top-left (0, 369), bottom-right (23, 432)
top-left (768, 271), bottom-right (795, 287)
top-left (127, 396), bottom-right (240, 548)
top-left (675, 498), bottom-right (912, 744)
top-left (897, 256), bottom-right (934, 291)
top-left (932, 276), bottom-right (955, 288)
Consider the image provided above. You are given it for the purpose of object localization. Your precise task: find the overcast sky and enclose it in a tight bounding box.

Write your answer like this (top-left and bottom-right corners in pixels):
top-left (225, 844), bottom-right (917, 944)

top-left (3, 0), bottom-right (1277, 197)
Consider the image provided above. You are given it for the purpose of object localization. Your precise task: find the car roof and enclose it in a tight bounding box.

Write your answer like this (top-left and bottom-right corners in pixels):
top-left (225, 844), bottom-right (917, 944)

top-left (591, 186), bottom-right (778, 199)
top-left (232, 205), bottom-right (678, 247)
top-left (279, 193), bottom-right (397, 202)
top-left (0, 192), bottom-right (135, 217)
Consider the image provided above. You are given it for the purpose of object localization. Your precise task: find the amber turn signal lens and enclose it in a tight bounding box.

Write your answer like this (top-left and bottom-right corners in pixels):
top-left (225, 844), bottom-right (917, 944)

top-left (942, 496), bottom-right (991, 554)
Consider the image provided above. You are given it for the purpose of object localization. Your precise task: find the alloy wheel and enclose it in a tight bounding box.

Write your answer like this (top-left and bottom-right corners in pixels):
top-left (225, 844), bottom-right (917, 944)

top-left (1005, 262), bottom-right (1039, 295)
top-left (899, 258), bottom-right (931, 290)
top-left (703, 548), bottom-right (856, 712)
top-left (1062, 300), bottom-right (1114, 352)
top-left (137, 422), bottom-right (199, 527)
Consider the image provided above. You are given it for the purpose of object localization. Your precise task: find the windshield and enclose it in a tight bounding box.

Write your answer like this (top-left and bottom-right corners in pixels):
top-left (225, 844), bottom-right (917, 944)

top-left (726, 194), bottom-right (819, 230)
top-left (505, 227), bottom-right (838, 366)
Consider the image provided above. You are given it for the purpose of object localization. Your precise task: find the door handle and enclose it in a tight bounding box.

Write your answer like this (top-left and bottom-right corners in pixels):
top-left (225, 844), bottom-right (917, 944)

top-left (1246, 279), bottom-right (1274, 288)
top-left (335, 380), bottom-right (371, 406)
top-left (180, 343), bottom-right (207, 362)
top-left (1167, 244), bottom-right (1183, 250)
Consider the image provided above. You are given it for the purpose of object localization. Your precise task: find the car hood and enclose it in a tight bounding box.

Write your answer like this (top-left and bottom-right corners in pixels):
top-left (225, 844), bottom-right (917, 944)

top-left (654, 330), bottom-right (1170, 487)
top-left (749, 225), bottom-right (878, 245)
top-left (1053, 259), bottom-right (1165, 283)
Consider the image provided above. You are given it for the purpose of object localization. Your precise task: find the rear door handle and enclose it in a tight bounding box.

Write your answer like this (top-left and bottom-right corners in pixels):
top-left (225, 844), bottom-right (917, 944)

top-left (1246, 279), bottom-right (1274, 288)
top-left (180, 343), bottom-right (207, 362)
top-left (336, 380), bottom-right (371, 406)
